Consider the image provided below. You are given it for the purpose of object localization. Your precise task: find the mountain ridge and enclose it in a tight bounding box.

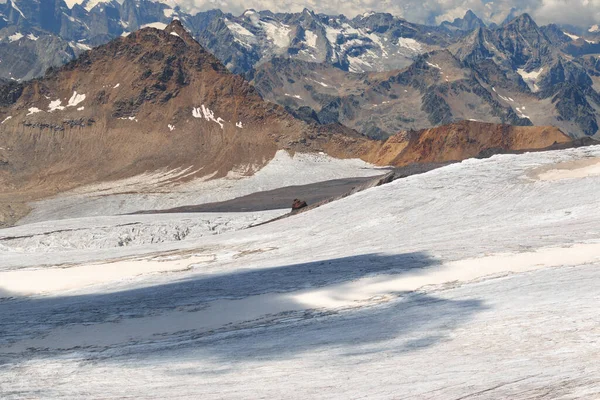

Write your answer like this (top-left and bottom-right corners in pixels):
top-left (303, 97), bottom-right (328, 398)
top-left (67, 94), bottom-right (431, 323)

top-left (0, 20), bottom-right (373, 226)
top-left (1, 8), bottom-right (599, 140)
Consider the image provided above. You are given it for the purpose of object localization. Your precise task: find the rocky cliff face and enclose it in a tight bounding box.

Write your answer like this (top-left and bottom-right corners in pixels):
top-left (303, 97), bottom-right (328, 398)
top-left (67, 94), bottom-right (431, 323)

top-left (251, 50), bottom-right (549, 139)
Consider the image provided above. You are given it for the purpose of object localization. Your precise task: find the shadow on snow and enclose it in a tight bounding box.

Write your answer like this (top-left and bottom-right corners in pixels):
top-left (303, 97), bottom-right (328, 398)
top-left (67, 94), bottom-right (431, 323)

top-left (0, 251), bottom-right (486, 363)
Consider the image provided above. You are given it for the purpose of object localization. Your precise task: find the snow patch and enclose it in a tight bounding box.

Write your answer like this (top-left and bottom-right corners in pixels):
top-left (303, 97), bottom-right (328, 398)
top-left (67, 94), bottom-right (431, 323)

top-left (77, 106), bottom-right (84, 111)
top-left (325, 26), bottom-right (342, 45)
top-left (9, 1), bottom-right (25, 19)
top-left (67, 91), bottom-right (86, 107)
top-left (1, 116), bottom-right (12, 124)
top-left (515, 107), bottom-right (530, 119)
top-left (224, 19), bottom-right (257, 49)
top-left (397, 37), bottom-right (423, 52)
top-left (564, 32), bottom-right (580, 41)
top-left (48, 99), bottom-right (65, 112)
top-left (313, 80), bottom-right (329, 87)
top-left (366, 32), bottom-right (388, 57)
top-left (26, 33), bottom-right (38, 41)
top-left (304, 30), bottom-right (318, 49)
top-left (69, 41), bottom-right (92, 51)
top-left (517, 67), bottom-right (544, 92)
top-left (236, 122), bottom-right (243, 129)
top-left (119, 116), bottom-right (138, 122)
top-left (168, 124), bottom-right (175, 131)
top-left (260, 20), bottom-right (291, 49)
top-left (169, 32), bottom-right (179, 37)
top-left (192, 105), bottom-right (224, 129)
top-left (348, 56), bottom-right (372, 73)
top-left (7, 32), bottom-right (23, 42)
top-left (113, 83), bottom-right (120, 88)
top-left (141, 22), bottom-right (167, 30)
top-left (26, 107), bottom-right (42, 115)
top-left (225, 19), bottom-right (255, 37)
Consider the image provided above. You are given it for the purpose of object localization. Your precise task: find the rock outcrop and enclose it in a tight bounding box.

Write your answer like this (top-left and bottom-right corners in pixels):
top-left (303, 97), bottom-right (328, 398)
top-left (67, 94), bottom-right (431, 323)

top-left (366, 121), bottom-right (572, 166)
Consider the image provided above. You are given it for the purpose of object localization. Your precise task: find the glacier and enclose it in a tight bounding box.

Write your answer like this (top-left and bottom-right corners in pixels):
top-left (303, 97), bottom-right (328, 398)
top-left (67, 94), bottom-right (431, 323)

top-left (1, 146), bottom-right (600, 398)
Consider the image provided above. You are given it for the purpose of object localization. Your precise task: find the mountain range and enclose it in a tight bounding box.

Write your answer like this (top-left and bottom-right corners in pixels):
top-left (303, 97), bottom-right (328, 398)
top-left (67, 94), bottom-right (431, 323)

top-left (0, 19), bottom-right (575, 227)
top-left (2, 3), bottom-right (599, 139)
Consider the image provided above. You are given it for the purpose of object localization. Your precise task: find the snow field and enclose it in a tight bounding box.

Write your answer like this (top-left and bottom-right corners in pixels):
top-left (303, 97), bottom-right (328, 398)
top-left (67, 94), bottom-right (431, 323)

top-left (1, 146), bottom-right (600, 398)
top-left (19, 150), bottom-right (384, 223)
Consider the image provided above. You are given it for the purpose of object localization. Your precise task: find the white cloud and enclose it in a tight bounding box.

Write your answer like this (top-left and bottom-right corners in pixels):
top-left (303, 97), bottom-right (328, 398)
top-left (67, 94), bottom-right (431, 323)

top-left (174, 0), bottom-right (599, 28)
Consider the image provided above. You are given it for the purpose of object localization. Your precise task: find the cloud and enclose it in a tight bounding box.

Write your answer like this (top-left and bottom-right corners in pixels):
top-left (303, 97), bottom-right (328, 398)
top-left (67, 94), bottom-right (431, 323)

top-left (177, 0), bottom-right (600, 28)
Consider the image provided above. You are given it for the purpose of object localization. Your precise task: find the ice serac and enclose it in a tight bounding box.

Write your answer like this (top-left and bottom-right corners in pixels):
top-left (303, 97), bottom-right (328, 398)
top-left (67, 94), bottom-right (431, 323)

top-left (0, 20), bottom-right (368, 227)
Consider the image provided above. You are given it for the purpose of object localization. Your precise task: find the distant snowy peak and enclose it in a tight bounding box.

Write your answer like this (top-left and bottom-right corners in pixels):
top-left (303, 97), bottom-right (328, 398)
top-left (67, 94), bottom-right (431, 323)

top-left (216, 11), bottom-right (442, 73)
top-left (64, 0), bottom-right (170, 12)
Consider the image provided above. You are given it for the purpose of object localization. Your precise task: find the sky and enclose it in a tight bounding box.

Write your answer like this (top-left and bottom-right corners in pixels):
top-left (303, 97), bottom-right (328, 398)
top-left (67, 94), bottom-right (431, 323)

top-left (179, 0), bottom-right (600, 28)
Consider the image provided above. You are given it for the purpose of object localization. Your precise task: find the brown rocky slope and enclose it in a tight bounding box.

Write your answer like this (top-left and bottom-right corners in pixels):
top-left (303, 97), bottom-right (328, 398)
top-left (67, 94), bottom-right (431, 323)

top-left (365, 121), bottom-right (572, 166)
top-left (0, 21), bottom-right (368, 225)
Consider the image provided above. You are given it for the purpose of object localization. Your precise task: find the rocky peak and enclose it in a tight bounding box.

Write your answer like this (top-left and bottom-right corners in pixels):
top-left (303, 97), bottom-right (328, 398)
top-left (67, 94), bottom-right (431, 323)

top-left (540, 24), bottom-right (573, 46)
top-left (495, 13), bottom-right (554, 68)
top-left (500, 7), bottom-right (521, 26)
top-left (163, 19), bottom-right (197, 47)
top-left (504, 13), bottom-right (540, 33)
top-left (463, 10), bottom-right (479, 21)
top-left (449, 26), bottom-right (498, 63)
top-left (301, 8), bottom-right (314, 17)
top-left (442, 10), bottom-right (485, 31)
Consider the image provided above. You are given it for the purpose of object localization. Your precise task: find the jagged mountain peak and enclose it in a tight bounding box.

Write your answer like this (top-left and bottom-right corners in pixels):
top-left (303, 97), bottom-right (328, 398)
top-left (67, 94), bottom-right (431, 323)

top-left (464, 10), bottom-right (479, 20)
top-left (504, 13), bottom-right (539, 31)
top-left (68, 19), bottom-right (229, 76)
top-left (442, 9), bottom-right (485, 31)
top-left (493, 12), bottom-right (555, 69)
top-left (449, 25), bottom-right (499, 64)
top-left (163, 19), bottom-right (197, 47)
